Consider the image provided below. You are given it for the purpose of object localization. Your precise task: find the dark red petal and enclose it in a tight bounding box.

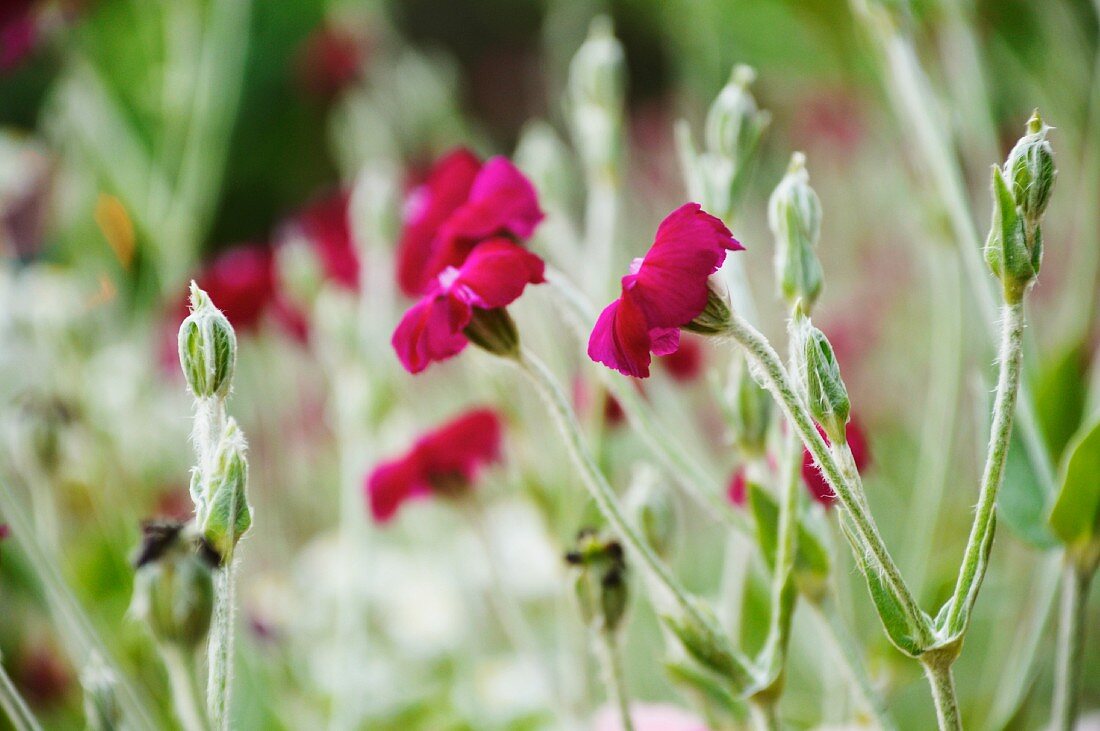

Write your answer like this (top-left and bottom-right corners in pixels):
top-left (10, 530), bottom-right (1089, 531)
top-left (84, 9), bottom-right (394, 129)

top-left (587, 292), bottom-right (654, 378)
top-left (391, 290), bottom-right (473, 374)
top-left (416, 408), bottom-right (503, 480)
top-left (365, 455), bottom-right (428, 523)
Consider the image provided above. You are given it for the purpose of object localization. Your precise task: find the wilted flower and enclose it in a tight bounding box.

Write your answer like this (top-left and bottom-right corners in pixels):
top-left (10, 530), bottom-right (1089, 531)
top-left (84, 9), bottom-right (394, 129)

top-left (565, 528), bottom-right (629, 632)
top-left (396, 150), bottom-right (544, 297)
top-left (131, 521), bottom-right (216, 649)
top-left (365, 408), bottom-right (503, 522)
top-left (392, 239), bottom-right (545, 373)
top-left (588, 203), bottom-right (742, 377)
top-left (802, 419), bottom-right (870, 506)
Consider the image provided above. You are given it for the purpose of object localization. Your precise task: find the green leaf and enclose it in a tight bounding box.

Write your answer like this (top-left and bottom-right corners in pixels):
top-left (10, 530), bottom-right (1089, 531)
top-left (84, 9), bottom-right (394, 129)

top-left (1035, 343), bottom-right (1088, 461)
top-left (746, 481), bottom-right (831, 583)
top-left (664, 660), bottom-right (746, 720)
top-left (998, 424), bottom-right (1058, 549)
top-left (1048, 417), bottom-right (1100, 547)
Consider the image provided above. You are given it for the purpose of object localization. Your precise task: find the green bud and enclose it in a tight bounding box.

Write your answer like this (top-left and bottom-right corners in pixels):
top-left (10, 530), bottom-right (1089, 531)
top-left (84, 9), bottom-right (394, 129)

top-left (514, 120), bottom-right (578, 215)
top-left (792, 315), bottom-right (850, 444)
top-left (626, 466), bottom-right (678, 558)
top-left (724, 353), bottom-right (773, 456)
top-left (684, 277), bottom-right (732, 335)
top-left (567, 17), bottom-right (625, 177)
top-left (565, 529), bottom-right (629, 632)
top-left (662, 600), bottom-right (747, 686)
top-left (81, 654), bottom-right (122, 731)
top-left (705, 65), bottom-right (769, 165)
top-left (200, 419), bottom-right (252, 564)
top-left (464, 307), bottom-right (521, 360)
top-left (178, 282), bottom-right (237, 400)
top-left (132, 523), bottom-right (214, 650)
top-left (1006, 110), bottom-right (1056, 226)
top-left (769, 152), bottom-right (824, 312)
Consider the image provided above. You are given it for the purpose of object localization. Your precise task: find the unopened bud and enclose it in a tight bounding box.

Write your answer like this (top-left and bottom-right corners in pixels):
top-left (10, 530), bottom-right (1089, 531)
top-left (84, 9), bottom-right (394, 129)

top-left (662, 600), bottom-right (747, 685)
top-left (464, 307), bottom-right (520, 360)
top-left (626, 466), bottom-right (677, 558)
top-left (705, 65), bottom-right (769, 165)
top-left (515, 121), bottom-right (578, 215)
top-left (770, 153), bottom-right (824, 312)
top-left (132, 522), bottom-right (214, 650)
top-left (565, 529), bottom-right (629, 632)
top-left (200, 419), bottom-right (252, 564)
top-left (1006, 110), bottom-right (1056, 226)
top-left (567, 17), bottom-right (625, 177)
top-left (723, 353), bottom-right (772, 456)
top-left (178, 282), bottom-right (237, 400)
top-left (792, 315), bottom-right (849, 444)
top-left (81, 654), bottom-right (121, 731)
top-left (684, 277), bottom-right (732, 335)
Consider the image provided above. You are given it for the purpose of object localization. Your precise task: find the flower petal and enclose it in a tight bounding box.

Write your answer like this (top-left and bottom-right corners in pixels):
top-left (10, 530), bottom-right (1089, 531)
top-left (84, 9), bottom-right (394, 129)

top-left (587, 292), bottom-right (654, 378)
top-left (391, 289), bottom-right (474, 374)
top-left (416, 408), bottom-right (503, 479)
top-left (365, 456), bottom-right (427, 523)
top-left (452, 238), bottom-right (545, 309)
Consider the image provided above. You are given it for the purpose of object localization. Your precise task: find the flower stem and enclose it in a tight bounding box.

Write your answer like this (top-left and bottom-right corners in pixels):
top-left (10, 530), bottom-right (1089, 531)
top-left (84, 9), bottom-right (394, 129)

top-left (722, 313), bottom-right (930, 649)
top-left (943, 301), bottom-right (1025, 634)
top-left (206, 562), bottom-right (236, 731)
top-left (921, 655), bottom-right (962, 731)
top-left (161, 645), bottom-right (209, 731)
top-left (1051, 561), bottom-right (1093, 730)
top-left (0, 654), bottom-right (42, 731)
top-left (748, 699), bottom-right (781, 731)
top-left (760, 426), bottom-right (800, 671)
top-left (513, 348), bottom-right (754, 681)
top-left (596, 629), bottom-right (634, 731)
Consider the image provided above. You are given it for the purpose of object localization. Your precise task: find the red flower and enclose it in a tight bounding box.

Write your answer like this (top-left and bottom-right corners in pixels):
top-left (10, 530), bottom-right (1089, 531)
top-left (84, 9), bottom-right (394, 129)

top-left (659, 336), bottom-right (704, 382)
top-left (286, 191), bottom-right (360, 290)
top-left (190, 245), bottom-right (277, 332)
top-left (588, 204), bottom-right (741, 378)
top-left (295, 24), bottom-right (366, 100)
top-left (802, 419), bottom-right (870, 506)
top-left (397, 150), bottom-right (543, 296)
top-left (365, 408), bottom-right (503, 522)
top-left (0, 2), bottom-right (37, 72)
top-left (392, 239), bottom-right (544, 373)
top-left (727, 469), bottom-right (747, 507)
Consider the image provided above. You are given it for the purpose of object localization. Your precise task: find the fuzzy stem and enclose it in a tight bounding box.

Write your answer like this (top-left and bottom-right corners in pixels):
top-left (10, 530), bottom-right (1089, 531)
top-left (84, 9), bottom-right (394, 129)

top-left (760, 427), bottom-right (801, 670)
top-left (513, 348), bottom-right (755, 682)
top-left (162, 645), bottom-right (208, 731)
top-left (206, 564), bottom-right (235, 731)
top-left (1051, 562), bottom-right (1093, 730)
top-left (748, 700), bottom-right (781, 731)
top-left (722, 313), bottom-right (931, 648)
top-left (943, 301), bottom-right (1025, 634)
top-left (596, 629), bottom-right (634, 731)
top-left (0, 655), bottom-right (42, 731)
top-left (921, 656), bottom-right (962, 731)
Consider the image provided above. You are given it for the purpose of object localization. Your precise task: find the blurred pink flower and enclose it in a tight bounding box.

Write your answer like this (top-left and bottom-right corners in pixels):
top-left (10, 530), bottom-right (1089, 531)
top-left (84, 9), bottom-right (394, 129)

top-left (392, 239), bottom-right (544, 373)
top-left (802, 418), bottom-right (870, 506)
top-left (189, 244), bottom-right (278, 332)
top-left (589, 204), bottom-right (741, 377)
top-left (295, 23), bottom-right (366, 100)
top-left (0, 2), bottom-right (37, 71)
top-left (593, 702), bottom-right (708, 731)
top-left (397, 150), bottom-right (543, 296)
top-left (659, 335), bottom-right (704, 382)
top-left (727, 468), bottom-right (747, 507)
top-left (365, 408), bottom-right (502, 522)
top-left (285, 190), bottom-right (360, 291)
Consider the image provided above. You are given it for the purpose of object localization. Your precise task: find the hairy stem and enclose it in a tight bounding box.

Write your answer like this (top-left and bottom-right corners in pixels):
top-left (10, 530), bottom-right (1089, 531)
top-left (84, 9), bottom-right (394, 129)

top-left (922, 656), bottom-right (962, 731)
top-left (943, 302), bottom-right (1025, 633)
top-left (1051, 562), bottom-right (1093, 730)
top-left (760, 426), bottom-right (801, 670)
top-left (0, 655), bottom-right (42, 731)
top-left (596, 629), bottom-right (634, 731)
top-left (722, 313), bottom-right (930, 648)
top-left (748, 700), bottom-right (781, 731)
top-left (162, 645), bottom-right (208, 731)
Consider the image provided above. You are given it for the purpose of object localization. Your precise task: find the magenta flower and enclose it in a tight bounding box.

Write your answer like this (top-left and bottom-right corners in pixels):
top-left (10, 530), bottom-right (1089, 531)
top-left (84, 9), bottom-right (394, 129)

top-left (397, 149), bottom-right (544, 296)
top-left (392, 239), bottom-right (544, 373)
top-left (365, 408), bottom-right (503, 522)
top-left (802, 418), bottom-right (870, 506)
top-left (727, 468), bottom-right (747, 507)
top-left (588, 203), bottom-right (742, 377)
top-left (288, 191), bottom-right (360, 291)
top-left (659, 335), bottom-right (705, 382)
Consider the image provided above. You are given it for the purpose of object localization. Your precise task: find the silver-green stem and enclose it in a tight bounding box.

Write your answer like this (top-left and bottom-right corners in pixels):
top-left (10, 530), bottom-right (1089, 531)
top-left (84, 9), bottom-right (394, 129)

top-left (943, 302), bottom-right (1025, 633)
top-left (921, 655), bottom-right (962, 731)
top-left (161, 645), bottom-right (208, 731)
top-left (722, 313), bottom-right (930, 648)
top-left (1051, 562), bottom-right (1093, 730)
top-left (206, 565), bottom-right (235, 731)
top-left (748, 699), bottom-right (781, 731)
top-left (596, 629), bottom-right (633, 731)
top-left (513, 348), bottom-right (753, 678)
top-left (0, 655), bottom-right (42, 731)
top-left (761, 426), bottom-right (801, 668)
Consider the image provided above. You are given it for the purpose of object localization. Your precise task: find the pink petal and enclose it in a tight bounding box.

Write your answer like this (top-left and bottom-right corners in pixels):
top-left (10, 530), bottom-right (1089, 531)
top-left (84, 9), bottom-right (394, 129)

top-left (416, 408), bottom-right (503, 480)
top-left (648, 327), bottom-right (680, 356)
top-left (365, 456), bottom-right (427, 523)
top-left (391, 290), bottom-right (473, 374)
top-left (587, 294), bottom-right (655, 378)
top-left (452, 238), bottom-right (545, 309)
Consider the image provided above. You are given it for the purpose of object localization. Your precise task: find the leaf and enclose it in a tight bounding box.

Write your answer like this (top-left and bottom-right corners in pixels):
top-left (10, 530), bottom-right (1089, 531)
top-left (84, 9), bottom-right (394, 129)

top-left (1035, 343), bottom-right (1088, 461)
top-left (746, 481), bottom-right (831, 582)
top-left (664, 660), bottom-right (746, 719)
top-left (998, 424), bottom-right (1058, 549)
top-left (1048, 416), bottom-right (1100, 548)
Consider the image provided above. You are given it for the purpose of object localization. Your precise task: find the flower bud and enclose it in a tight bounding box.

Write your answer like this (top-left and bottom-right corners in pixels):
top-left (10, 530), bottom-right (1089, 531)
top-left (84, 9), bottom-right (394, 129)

top-left (565, 529), bottom-right (629, 632)
top-left (723, 353), bottom-right (773, 456)
top-left (792, 315), bottom-right (849, 444)
top-left (684, 277), bottom-right (732, 335)
top-left (769, 152), bottom-right (824, 312)
top-left (1006, 110), bottom-right (1055, 226)
top-left (131, 522), bottom-right (214, 650)
top-left (200, 419), bottom-right (252, 564)
top-left (464, 307), bottom-right (520, 360)
top-left (705, 65), bottom-right (769, 166)
top-left (81, 654), bottom-right (122, 731)
top-left (567, 16), bottom-right (625, 178)
top-left (178, 282), bottom-right (237, 400)
top-left (662, 600), bottom-right (746, 685)
top-left (626, 466), bottom-right (678, 559)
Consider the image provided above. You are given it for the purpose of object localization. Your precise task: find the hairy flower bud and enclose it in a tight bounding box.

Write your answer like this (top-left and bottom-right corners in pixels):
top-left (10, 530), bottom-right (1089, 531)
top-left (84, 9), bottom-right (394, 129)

top-left (200, 419), bottom-right (252, 564)
top-left (464, 307), bottom-right (521, 360)
top-left (684, 277), bottom-right (733, 335)
top-left (178, 282), bottom-right (237, 400)
top-left (662, 600), bottom-right (746, 684)
top-left (567, 16), bottom-right (625, 178)
top-left (565, 529), bottom-right (629, 632)
top-left (132, 522), bottom-right (215, 650)
top-left (792, 315), bottom-right (849, 444)
top-left (705, 65), bottom-right (769, 165)
top-left (724, 353), bottom-right (773, 456)
top-left (985, 111), bottom-right (1055, 303)
top-left (81, 655), bottom-right (121, 731)
top-left (770, 152), bottom-right (824, 312)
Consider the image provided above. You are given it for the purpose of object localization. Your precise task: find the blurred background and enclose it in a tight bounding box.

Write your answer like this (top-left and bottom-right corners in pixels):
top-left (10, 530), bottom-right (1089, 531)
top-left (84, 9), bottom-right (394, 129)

top-left (0, 0), bottom-right (1098, 728)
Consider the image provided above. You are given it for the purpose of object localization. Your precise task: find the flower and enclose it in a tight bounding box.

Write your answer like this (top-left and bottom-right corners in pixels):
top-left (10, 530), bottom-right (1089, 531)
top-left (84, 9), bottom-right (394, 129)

top-left (659, 335), bottom-right (704, 382)
top-left (0, 2), bottom-right (37, 72)
top-left (186, 245), bottom-right (277, 332)
top-left (727, 468), bottom-right (747, 507)
top-left (287, 191), bottom-right (360, 291)
top-left (802, 418), bottom-right (869, 506)
top-left (295, 24), bottom-right (366, 100)
top-left (593, 702), bottom-right (707, 731)
top-left (397, 150), bottom-right (544, 296)
top-left (588, 203), bottom-right (741, 378)
top-left (365, 408), bottom-right (503, 522)
top-left (392, 239), bottom-right (545, 373)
